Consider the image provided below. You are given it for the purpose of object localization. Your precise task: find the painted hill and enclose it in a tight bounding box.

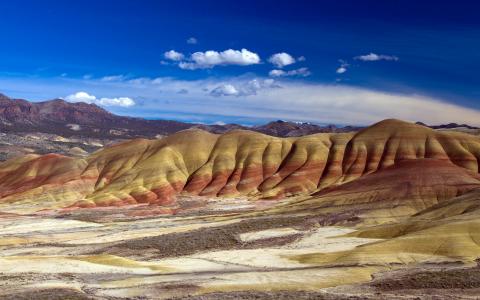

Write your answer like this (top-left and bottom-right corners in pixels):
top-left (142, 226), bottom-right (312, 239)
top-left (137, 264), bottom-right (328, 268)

top-left (276, 158), bottom-right (480, 225)
top-left (0, 119), bottom-right (479, 217)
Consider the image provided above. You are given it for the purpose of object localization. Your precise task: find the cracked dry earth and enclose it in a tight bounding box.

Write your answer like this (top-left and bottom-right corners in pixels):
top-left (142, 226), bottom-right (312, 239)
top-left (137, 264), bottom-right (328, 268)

top-left (0, 197), bottom-right (479, 300)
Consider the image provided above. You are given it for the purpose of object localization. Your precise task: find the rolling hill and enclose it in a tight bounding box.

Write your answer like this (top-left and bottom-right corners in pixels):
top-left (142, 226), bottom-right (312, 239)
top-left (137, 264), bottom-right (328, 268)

top-left (1, 119), bottom-right (479, 218)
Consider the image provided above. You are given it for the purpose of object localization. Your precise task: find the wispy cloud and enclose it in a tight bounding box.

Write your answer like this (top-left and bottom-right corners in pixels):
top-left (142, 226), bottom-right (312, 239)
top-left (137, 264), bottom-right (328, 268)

top-left (210, 79), bottom-right (279, 97)
top-left (269, 67), bottom-right (310, 77)
top-left (101, 75), bottom-right (127, 82)
top-left (186, 37), bottom-right (198, 44)
top-left (355, 53), bottom-right (399, 61)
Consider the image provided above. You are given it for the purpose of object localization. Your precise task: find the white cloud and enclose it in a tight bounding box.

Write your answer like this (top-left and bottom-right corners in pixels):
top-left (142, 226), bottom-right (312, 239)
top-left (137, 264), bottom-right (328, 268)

top-left (164, 50), bottom-right (185, 61)
top-left (268, 52), bottom-right (296, 68)
top-left (297, 56), bottom-right (306, 62)
top-left (336, 67), bottom-right (347, 74)
top-left (210, 84), bottom-right (239, 97)
top-left (187, 37), bottom-right (198, 44)
top-left (65, 91), bottom-right (135, 107)
top-left (97, 97), bottom-right (135, 107)
top-left (269, 70), bottom-right (286, 77)
top-left (65, 91), bottom-right (96, 103)
top-left (179, 48), bottom-right (260, 69)
top-left (269, 67), bottom-right (311, 77)
top-left (355, 53), bottom-right (399, 61)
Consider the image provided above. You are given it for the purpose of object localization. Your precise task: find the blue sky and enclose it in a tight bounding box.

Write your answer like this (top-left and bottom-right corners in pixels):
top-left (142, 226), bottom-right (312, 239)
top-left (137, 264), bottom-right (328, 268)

top-left (1, 0), bottom-right (480, 126)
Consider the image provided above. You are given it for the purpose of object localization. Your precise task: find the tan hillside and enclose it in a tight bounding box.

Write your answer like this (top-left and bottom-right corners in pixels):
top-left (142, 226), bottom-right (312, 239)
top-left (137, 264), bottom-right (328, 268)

top-left (0, 119), bottom-right (479, 213)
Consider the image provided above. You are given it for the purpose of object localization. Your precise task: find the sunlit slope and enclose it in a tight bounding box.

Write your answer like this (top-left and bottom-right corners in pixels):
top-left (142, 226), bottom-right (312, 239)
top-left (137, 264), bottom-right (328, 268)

top-left (0, 154), bottom-right (97, 212)
top-left (293, 218), bottom-right (480, 266)
top-left (293, 189), bottom-right (480, 267)
top-left (0, 119), bottom-right (480, 211)
top-left (79, 119), bottom-right (480, 207)
top-left (77, 129), bottom-right (355, 206)
top-left (351, 188), bottom-right (480, 239)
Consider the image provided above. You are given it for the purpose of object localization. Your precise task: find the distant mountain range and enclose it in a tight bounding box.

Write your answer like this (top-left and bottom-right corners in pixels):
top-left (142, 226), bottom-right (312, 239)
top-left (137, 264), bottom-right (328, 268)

top-left (0, 93), bottom-right (360, 138)
top-left (0, 93), bottom-right (192, 138)
top-left (0, 93), bottom-right (476, 139)
top-left (416, 121), bottom-right (480, 130)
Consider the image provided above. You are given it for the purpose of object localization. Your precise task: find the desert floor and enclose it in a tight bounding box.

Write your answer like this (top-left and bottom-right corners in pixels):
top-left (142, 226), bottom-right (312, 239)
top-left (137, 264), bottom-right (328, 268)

top-left (0, 196), bottom-right (479, 300)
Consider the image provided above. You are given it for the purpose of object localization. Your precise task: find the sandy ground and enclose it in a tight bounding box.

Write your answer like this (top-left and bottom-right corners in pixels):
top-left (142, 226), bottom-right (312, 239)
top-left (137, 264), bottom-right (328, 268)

top-left (0, 197), bottom-right (478, 299)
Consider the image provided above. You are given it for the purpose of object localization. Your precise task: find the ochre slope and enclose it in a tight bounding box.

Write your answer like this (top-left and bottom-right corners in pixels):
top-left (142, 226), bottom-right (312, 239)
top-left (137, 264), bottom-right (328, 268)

top-left (80, 129), bottom-right (220, 206)
top-left (0, 119), bottom-right (479, 213)
top-left (76, 129), bottom-right (354, 207)
top-left (340, 119), bottom-right (480, 181)
top-left (0, 154), bottom-right (97, 212)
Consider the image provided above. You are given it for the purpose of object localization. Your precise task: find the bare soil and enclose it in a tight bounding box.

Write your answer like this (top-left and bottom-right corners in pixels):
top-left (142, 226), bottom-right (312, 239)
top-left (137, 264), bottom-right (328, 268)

top-left (371, 265), bottom-right (480, 290)
top-left (170, 291), bottom-right (369, 300)
top-left (0, 288), bottom-right (96, 300)
top-left (96, 215), bottom-right (310, 258)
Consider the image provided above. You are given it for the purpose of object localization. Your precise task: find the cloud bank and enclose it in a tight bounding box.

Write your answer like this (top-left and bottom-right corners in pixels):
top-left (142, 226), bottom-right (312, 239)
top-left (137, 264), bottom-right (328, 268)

top-left (3, 75), bottom-right (480, 126)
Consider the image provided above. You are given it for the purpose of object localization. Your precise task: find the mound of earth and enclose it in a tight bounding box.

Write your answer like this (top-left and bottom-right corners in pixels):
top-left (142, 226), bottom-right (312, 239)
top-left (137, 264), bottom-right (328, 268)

top-left (0, 119), bottom-right (479, 216)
